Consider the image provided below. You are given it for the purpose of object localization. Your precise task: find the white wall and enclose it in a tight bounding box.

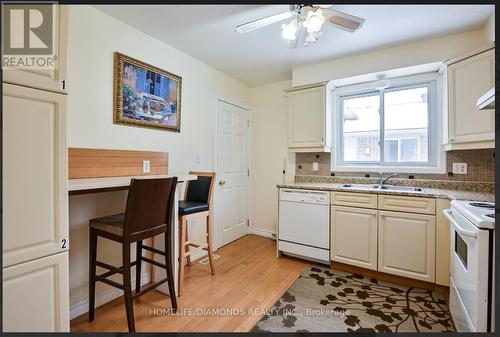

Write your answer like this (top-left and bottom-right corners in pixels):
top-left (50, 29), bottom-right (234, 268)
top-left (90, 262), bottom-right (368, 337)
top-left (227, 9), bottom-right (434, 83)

top-left (67, 5), bottom-right (250, 319)
top-left (249, 80), bottom-right (294, 235)
top-left (292, 28), bottom-right (490, 86)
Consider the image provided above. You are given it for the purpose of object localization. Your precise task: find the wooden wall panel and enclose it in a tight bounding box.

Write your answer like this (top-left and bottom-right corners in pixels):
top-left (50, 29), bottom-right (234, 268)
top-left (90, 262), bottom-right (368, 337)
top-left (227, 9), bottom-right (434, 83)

top-left (68, 148), bottom-right (168, 179)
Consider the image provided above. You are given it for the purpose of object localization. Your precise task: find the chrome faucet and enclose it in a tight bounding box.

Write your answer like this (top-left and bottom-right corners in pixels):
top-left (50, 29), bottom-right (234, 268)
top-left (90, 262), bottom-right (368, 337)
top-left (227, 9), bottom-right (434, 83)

top-left (378, 173), bottom-right (398, 186)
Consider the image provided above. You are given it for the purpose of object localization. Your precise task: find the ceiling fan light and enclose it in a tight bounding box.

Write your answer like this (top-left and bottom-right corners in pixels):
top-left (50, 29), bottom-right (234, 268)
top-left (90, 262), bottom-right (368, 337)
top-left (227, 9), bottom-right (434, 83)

top-left (305, 8), bottom-right (325, 33)
top-left (281, 20), bottom-right (298, 40)
top-left (306, 31), bottom-right (322, 43)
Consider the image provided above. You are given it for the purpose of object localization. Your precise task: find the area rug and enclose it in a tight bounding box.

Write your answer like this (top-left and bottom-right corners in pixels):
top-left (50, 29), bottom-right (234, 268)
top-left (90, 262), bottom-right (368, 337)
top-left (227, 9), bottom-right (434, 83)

top-left (252, 265), bottom-right (455, 333)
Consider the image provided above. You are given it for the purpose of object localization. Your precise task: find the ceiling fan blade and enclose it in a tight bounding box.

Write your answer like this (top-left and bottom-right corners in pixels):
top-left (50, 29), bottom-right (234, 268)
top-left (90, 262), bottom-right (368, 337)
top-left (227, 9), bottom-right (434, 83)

top-left (314, 4), bottom-right (333, 9)
top-left (287, 25), bottom-right (304, 49)
top-left (325, 9), bottom-right (365, 32)
top-left (235, 10), bottom-right (294, 34)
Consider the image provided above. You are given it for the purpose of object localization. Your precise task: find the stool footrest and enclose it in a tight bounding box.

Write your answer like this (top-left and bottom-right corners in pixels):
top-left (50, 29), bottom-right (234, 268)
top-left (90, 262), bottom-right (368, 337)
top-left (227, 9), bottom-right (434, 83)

top-left (185, 244), bottom-right (208, 257)
top-left (133, 277), bottom-right (169, 298)
top-left (95, 275), bottom-right (124, 290)
top-left (142, 245), bottom-right (166, 256)
top-left (96, 260), bottom-right (137, 279)
top-left (96, 261), bottom-right (123, 274)
top-left (141, 256), bottom-right (167, 269)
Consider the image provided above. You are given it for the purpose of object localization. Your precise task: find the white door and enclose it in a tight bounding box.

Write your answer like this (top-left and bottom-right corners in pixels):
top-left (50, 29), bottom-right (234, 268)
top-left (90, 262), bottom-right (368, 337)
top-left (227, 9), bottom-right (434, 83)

top-left (3, 83), bottom-right (68, 267)
top-left (3, 251), bottom-right (70, 332)
top-left (378, 211), bottom-right (436, 282)
top-left (216, 100), bottom-right (249, 247)
top-left (331, 206), bottom-right (378, 270)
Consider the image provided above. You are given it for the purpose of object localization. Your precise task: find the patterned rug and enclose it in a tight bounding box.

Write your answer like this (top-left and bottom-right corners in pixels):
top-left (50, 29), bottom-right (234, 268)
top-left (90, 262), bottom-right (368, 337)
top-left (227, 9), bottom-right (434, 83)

top-left (252, 265), bottom-right (455, 333)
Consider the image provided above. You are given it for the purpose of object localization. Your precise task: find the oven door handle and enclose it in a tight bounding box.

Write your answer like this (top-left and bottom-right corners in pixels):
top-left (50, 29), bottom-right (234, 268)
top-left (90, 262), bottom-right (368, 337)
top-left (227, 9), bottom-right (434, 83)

top-left (443, 209), bottom-right (478, 239)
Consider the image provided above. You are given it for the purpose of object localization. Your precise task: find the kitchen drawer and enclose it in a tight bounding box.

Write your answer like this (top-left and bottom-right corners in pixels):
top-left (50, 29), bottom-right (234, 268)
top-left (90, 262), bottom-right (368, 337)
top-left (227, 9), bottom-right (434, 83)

top-left (331, 192), bottom-right (378, 209)
top-left (378, 195), bottom-right (436, 215)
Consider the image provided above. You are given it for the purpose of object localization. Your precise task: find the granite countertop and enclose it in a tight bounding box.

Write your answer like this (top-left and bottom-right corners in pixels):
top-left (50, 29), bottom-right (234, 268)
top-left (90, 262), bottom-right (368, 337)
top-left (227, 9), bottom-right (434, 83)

top-left (277, 182), bottom-right (495, 202)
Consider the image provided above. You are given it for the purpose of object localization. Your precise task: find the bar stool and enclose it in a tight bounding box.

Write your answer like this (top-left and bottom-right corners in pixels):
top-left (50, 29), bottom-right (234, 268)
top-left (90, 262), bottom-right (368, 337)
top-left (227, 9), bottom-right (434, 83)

top-left (88, 177), bottom-right (178, 332)
top-left (178, 171), bottom-right (216, 296)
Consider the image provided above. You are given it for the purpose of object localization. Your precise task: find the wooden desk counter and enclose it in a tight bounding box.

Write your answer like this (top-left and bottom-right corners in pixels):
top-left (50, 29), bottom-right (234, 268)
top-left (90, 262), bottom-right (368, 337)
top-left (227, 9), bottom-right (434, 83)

top-left (68, 174), bottom-right (197, 194)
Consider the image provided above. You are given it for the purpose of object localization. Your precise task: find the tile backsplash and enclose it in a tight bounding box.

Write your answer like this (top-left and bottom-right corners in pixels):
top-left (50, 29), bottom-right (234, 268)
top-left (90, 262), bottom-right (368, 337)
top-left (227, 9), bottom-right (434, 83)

top-left (295, 149), bottom-right (495, 182)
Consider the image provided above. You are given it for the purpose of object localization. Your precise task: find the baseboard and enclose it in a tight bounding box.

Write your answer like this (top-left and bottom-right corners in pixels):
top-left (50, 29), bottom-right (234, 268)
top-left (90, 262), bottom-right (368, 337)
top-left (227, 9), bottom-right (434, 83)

top-left (69, 272), bottom-right (151, 320)
top-left (248, 227), bottom-right (276, 240)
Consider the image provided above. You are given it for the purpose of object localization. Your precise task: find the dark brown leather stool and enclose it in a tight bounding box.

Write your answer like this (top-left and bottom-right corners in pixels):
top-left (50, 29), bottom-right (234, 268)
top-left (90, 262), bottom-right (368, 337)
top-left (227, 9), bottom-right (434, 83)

top-left (88, 177), bottom-right (178, 332)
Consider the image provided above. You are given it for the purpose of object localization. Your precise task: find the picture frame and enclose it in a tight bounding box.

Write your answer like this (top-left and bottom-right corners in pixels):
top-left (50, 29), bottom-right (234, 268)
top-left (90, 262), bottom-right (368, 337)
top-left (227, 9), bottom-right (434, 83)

top-left (113, 52), bottom-right (182, 132)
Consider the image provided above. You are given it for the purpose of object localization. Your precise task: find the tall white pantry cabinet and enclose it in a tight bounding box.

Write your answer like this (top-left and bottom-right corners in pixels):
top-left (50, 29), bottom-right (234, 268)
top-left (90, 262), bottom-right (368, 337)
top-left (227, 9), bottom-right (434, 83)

top-left (2, 5), bottom-right (70, 332)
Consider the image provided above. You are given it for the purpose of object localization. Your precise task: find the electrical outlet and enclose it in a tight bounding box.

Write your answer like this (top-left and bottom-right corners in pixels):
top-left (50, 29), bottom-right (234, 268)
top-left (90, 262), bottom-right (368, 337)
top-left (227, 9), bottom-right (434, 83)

top-left (312, 162), bottom-right (319, 171)
top-left (452, 163), bottom-right (467, 174)
top-left (143, 160), bottom-right (150, 173)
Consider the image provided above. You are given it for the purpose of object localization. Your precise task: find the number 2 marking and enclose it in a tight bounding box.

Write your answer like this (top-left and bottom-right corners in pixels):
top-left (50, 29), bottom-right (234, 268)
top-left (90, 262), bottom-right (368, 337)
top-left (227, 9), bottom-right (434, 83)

top-left (61, 238), bottom-right (67, 249)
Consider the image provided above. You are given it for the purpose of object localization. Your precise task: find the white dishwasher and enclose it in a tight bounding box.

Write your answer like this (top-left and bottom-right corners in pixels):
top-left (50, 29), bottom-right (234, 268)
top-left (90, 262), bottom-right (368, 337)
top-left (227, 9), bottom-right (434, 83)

top-left (278, 188), bottom-right (330, 264)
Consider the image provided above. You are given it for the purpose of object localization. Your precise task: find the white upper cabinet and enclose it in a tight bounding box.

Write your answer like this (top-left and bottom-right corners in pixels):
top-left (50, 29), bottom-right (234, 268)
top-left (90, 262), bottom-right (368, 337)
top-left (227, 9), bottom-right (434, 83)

top-left (444, 46), bottom-right (495, 150)
top-left (286, 82), bottom-right (333, 152)
top-left (2, 83), bottom-right (68, 267)
top-left (2, 5), bottom-right (68, 94)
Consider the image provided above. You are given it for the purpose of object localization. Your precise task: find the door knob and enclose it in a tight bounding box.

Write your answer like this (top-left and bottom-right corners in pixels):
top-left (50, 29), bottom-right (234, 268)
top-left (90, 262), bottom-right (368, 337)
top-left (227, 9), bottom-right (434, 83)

top-left (219, 180), bottom-right (226, 186)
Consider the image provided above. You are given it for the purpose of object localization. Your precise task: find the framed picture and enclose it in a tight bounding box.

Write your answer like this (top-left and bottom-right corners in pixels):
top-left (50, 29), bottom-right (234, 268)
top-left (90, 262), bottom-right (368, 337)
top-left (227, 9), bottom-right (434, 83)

top-left (114, 52), bottom-right (182, 132)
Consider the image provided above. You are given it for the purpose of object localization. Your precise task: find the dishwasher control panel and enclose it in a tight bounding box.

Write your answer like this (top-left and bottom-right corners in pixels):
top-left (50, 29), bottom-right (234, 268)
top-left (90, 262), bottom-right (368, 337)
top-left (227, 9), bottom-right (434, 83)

top-left (279, 189), bottom-right (329, 204)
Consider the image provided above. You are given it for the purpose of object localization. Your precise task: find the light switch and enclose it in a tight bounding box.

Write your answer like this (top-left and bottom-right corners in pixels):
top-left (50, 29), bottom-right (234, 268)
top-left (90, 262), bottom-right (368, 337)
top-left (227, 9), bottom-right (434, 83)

top-left (452, 163), bottom-right (467, 174)
top-left (143, 160), bottom-right (151, 173)
top-left (312, 162), bottom-right (319, 171)
top-left (194, 153), bottom-right (201, 164)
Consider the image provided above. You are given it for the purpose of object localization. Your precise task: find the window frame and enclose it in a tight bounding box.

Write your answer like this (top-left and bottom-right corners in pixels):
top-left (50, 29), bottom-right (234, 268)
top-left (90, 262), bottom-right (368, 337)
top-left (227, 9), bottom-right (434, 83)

top-left (386, 137), bottom-right (420, 162)
top-left (332, 72), bottom-right (445, 174)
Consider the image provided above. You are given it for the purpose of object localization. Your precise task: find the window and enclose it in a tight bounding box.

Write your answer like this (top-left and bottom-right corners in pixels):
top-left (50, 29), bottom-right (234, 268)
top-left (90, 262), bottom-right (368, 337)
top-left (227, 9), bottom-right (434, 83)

top-left (333, 73), bottom-right (443, 173)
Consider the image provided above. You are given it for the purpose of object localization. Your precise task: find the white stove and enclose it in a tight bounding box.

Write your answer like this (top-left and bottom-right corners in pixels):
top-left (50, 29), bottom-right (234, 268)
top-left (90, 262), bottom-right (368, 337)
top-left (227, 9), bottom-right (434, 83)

top-left (443, 200), bottom-right (495, 332)
top-left (451, 200), bottom-right (495, 229)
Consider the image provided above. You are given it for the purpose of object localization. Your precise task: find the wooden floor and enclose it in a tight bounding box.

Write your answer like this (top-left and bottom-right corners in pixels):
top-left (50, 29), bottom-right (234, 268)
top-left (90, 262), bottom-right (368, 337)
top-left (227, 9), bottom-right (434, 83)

top-left (70, 234), bottom-right (308, 332)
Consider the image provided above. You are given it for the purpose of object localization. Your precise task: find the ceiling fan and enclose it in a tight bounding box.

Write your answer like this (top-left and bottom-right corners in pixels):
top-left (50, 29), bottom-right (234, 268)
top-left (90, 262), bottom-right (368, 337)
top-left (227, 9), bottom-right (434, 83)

top-left (235, 5), bottom-right (365, 49)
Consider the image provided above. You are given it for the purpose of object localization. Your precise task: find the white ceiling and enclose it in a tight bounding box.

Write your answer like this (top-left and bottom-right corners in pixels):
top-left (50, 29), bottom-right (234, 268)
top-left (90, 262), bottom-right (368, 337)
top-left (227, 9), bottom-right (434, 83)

top-left (95, 4), bottom-right (494, 86)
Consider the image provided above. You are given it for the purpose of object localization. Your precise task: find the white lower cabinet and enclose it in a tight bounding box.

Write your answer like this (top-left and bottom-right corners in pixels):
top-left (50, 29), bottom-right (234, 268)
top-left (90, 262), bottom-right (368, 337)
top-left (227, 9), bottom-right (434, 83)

top-left (378, 211), bottom-right (436, 282)
top-left (2, 252), bottom-right (69, 332)
top-left (331, 192), bottom-right (438, 284)
top-left (331, 206), bottom-right (378, 270)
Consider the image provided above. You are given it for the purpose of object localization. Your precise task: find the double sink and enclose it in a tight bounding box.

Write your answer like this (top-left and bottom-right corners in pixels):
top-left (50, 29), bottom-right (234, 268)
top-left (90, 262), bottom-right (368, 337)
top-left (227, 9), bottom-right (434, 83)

top-left (340, 183), bottom-right (423, 192)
